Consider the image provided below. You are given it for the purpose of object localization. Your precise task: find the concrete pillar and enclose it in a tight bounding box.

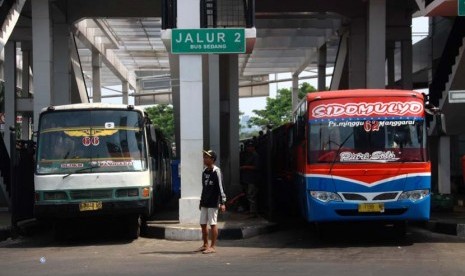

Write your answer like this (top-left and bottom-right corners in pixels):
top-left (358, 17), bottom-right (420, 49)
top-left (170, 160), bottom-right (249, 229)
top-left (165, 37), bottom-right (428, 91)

top-left (4, 41), bottom-right (16, 155)
top-left (122, 81), bottom-right (129, 104)
top-left (53, 21), bottom-right (71, 105)
top-left (366, 0), bottom-right (386, 88)
top-left (291, 74), bottom-right (299, 111)
top-left (92, 50), bottom-right (102, 103)
top-left (401, 39), bottom-right (413, 90)
top-left (348, 17), bottom-right (366, 88)
top-left (438, 136), bottom-right (451, 194)
top-left (203, 55), bottom-right (220, 159)
top-left (318, 44), bottom-right (327, 91)
top-left (20, 43), bottom-right (32, 140)
top-left (170, 53), bottom-right (181, 159)
top-left (32, 0), bottom-right (52, 130)
top-left (178, 0), bottom-right (203, 224)
top-left (386, 41), bottom-right (395, 88)
top-left (21, 42), bottom-right (31, 98)
top-left (219, 55), bottom-right (240, 196)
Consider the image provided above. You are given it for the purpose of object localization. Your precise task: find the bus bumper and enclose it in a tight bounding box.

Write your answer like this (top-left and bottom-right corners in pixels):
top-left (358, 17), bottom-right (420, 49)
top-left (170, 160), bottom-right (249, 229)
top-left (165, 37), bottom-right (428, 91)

top-left (34, 199), bottom-right (150, 219)
top-left (304, 196), bottom-right (430, 223)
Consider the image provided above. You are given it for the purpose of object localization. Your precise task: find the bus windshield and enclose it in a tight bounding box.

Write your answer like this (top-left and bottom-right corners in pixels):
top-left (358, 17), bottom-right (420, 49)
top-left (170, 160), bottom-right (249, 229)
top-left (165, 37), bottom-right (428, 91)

top-left (36, 109), bottom-right (147, 174)
top-left (308, 119), bottom-right (426, 164)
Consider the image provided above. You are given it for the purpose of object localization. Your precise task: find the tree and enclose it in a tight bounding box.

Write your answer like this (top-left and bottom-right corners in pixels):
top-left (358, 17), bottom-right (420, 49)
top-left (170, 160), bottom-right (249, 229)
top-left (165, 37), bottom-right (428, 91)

top-left (248, 82), bottom-right (316, 129)
top-left (299, 82), bottom-right (317, 96)
top-left (145, 104), bottom-right (175, 143)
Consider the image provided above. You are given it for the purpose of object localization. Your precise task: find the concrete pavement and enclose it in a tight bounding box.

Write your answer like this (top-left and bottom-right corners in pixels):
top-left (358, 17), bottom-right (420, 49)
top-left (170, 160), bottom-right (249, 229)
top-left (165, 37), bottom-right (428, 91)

top-left (0, 207), bottom-right (10, 241)
top-left (2, 206), bottom-right (465, 241)
top-left (0, 207), bottom-right (278, 242)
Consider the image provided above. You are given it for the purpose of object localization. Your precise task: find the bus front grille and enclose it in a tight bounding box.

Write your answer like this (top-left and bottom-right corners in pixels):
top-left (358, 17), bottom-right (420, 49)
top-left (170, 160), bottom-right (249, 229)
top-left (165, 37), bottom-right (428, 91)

top-left (342, 193), bottom-right (367, 201)
top-left (373, 192), bottom-right (399, 201)
top-left (70, 190), bottom-right (113, 200)
top-left (341, 192), bottom-right (400, 202)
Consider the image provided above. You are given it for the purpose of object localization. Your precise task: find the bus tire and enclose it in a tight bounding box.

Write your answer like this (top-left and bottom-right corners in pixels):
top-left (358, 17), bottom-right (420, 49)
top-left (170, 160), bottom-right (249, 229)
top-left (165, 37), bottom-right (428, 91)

top-left (126, 215), bottom-right (141, 240)
top-left (393, 221), bottom-right (407, 238)
top-left (53, 221), bottom-right (67, 241)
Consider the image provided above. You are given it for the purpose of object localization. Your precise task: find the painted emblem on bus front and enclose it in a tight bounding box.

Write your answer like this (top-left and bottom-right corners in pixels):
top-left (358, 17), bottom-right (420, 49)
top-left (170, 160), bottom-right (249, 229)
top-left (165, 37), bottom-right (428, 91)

top-left (63, 128), bottom-right (117, 147)
top-left (339, 151), bottom-right (400, 162)
top-left (64, 129), bottom-right (118, 137)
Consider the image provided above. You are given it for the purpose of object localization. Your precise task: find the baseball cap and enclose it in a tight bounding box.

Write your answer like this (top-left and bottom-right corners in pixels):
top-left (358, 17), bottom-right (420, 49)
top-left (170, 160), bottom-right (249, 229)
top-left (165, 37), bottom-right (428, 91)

top-left (203, 150), bottom-right (217, 161)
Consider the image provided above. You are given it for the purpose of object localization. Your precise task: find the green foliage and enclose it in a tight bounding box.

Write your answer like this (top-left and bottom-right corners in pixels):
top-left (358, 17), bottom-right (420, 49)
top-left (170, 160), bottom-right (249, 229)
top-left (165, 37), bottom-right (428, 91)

top-left (299, 82), bottom-right (317, 96)
top-left (144, 104), bottom-right (174, 143)
top-left (248, 82), bottom-right (317, 129)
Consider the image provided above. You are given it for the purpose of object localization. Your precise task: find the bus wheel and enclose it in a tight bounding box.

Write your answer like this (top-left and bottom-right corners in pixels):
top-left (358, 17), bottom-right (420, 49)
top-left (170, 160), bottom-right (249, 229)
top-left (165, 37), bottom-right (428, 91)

top-left (126, 215), bottom-right (141, 240)
top-left (393, 221), bottom-right (407, 238)
top-left (140, 216), bottom-right (149, 237)
top-left (53, 221), bottom-right (68, 241)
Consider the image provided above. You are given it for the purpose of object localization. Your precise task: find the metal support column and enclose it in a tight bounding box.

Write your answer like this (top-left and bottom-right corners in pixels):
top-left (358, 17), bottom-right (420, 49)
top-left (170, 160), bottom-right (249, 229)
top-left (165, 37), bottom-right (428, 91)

top-left (318, 44), bottom-right (327, 91)
top-left (92, 50), bottom-right (102, 102)
top-left (4, 41), bottom-right (16, 156)
top-left (32, 0), bottom-right (53, 128)
top-left (122, 81), bottom-right (129, 105)
top-left (366, 0), bottom-right (386, 88)
top-left (291, 74), bottom-right (299, 111)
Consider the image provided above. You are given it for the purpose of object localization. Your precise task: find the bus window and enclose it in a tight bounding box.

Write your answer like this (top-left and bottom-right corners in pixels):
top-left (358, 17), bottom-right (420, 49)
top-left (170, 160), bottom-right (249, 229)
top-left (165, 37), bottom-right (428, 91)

top-left (308, 119), bottom-right (426, 164)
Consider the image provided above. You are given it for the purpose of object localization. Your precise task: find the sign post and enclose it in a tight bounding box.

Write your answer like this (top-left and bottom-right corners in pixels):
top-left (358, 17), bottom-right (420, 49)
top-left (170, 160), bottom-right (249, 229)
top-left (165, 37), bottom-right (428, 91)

top-left (172, 28), bottom-right (245, 54)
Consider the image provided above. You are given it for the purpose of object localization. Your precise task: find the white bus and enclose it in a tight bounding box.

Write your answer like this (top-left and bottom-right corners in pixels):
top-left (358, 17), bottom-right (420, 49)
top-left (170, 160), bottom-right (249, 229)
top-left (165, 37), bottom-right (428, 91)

top-left (34, 103), bottom-right (171, 239)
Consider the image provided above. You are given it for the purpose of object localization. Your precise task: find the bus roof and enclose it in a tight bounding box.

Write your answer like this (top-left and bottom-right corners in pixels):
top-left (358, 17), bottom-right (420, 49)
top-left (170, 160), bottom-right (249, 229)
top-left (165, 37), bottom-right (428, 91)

top-left (306, 89), bottom-right (425, 102)
top-left (40, 103), bottom-right (146, 113)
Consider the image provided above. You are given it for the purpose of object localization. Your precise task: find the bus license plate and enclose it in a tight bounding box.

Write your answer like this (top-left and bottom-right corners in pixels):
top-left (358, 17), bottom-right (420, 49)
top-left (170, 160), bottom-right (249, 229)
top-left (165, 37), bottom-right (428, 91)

top-left (79, 201), bottom-right (103, 212)
top-left (358, 203), bottom-right (384, 213)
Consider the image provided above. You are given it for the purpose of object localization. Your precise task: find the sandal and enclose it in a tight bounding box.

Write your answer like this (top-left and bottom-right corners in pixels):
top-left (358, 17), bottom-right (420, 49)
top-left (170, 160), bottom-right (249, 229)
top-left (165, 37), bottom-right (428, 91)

top-left (202, 247), bottom-right (216, 254)
top-left (194, 246), bottom-right (208, 252)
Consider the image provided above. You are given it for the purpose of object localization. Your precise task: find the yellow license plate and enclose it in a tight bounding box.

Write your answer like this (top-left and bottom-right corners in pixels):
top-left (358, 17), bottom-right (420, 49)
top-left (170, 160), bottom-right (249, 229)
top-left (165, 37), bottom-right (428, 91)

top-left (358, 203), bottom-right (384, 213)
top-left (79, 201), bottom-right (103, 212)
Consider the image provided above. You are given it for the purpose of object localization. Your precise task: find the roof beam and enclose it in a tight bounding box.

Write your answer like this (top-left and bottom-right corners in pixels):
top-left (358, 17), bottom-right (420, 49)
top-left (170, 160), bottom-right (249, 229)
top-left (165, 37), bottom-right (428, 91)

top-left (74, 20), bottom-right (137, 90)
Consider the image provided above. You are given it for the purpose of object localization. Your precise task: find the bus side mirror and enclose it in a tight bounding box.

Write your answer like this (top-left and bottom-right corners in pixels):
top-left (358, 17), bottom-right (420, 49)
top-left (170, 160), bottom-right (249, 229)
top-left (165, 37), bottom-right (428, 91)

top-left (424, 104), bottom-right (445, 135)
top-left (425, 104), bottom-right (441, 115)
top-left (147, 125), bottom-right (158, 156)
top-left (148, 125), bottom-right (157, 143)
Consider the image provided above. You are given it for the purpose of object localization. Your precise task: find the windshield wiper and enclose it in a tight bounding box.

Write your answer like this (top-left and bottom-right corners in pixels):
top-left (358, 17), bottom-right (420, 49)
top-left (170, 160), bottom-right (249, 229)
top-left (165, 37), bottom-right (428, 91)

top-left (62, 164), bottom-right (100, 179)
top-left (329, 132), bottom-right (353, 174)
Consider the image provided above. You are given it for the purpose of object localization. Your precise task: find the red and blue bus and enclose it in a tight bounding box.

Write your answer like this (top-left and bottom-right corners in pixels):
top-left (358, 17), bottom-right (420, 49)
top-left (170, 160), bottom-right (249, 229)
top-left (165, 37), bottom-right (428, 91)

top-left (292, 89), bottom-right (431, 230)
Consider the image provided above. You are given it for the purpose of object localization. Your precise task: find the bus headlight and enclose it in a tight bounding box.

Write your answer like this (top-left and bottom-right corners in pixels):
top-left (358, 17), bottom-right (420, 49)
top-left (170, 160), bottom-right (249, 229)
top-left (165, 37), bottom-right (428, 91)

top-left (398, 190), bottom-right (429, 202)
top-left (310, 191), bottom-right (342, 203)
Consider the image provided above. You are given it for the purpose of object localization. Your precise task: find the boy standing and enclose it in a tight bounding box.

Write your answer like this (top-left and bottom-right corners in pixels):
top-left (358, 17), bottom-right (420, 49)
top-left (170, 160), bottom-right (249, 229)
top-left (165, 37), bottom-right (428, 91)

top-left (197, 150), bottom-right (226, 254)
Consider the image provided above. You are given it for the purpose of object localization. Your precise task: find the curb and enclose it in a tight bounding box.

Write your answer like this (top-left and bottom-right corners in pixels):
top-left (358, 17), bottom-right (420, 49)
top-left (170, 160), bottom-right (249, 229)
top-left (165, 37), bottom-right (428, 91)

top-left (145, 222), bottom-right (278, 241)
top-left (0, 219), bottom-right (50, 242)
top-left (0, 226), bottom-right (10, 242)
top-left (426, 220), bottom-right (465, 237)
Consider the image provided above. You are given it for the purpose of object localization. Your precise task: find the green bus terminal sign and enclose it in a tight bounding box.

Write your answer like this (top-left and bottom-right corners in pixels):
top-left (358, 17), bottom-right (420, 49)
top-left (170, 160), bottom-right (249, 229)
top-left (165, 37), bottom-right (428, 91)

top-left (171, 28), bottom-right (245, 54)
top-left (460, 0), bottom-right (465, 16)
